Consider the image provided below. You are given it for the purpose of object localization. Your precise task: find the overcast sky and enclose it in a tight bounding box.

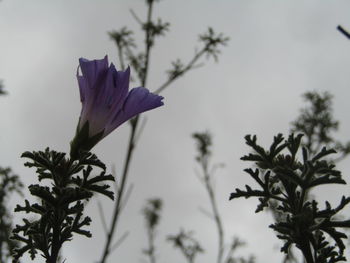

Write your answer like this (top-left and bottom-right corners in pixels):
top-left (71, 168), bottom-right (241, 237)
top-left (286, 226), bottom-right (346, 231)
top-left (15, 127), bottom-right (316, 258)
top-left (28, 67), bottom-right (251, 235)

top-left (2, 0), bottom-right (350, 262)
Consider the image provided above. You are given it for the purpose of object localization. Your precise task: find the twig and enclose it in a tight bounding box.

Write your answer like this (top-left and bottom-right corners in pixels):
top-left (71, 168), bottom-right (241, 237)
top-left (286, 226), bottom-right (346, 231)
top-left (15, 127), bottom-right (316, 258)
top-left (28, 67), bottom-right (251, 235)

top-left (120, 183), bottom-right (134, 212)
top-left (337, 25), bottom-right (350, 39)
top-left (142, 1), bottom-right (154, 88)
top-left (134, 117), bottom-right (148, 144)
top-left (99, 122), bottom-right (137, 263)
top-left (130, 9), bottom-right (143, 25)
top-left (155, 48), bottom-right (206, 94)
top-left (203, 169), bottom-right (224, 263)
top-left (100, 3), bottom-right (227, 263)
top-left (193, 132), bottom-right (224, 263)
top-left (110, 231), bottom-right (130, 252)
top-left (97, 199), bottom-right (108, 234)
top-left (146, 226), bottom-right (156, 263)
top-left (198, 206), bottom-right (214, 220)
top-left (117, 44), bottom-right (126, 71)
top-left (99, 2), bottom-right (155, 262)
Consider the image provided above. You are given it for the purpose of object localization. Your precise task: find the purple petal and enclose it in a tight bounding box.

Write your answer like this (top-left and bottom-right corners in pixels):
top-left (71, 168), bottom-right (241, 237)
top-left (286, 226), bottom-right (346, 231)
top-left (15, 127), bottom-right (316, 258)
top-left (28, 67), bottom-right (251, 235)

top-left (77, 73), bottom-right (88, 103)
top-left (79, 56), bottom-right (109, 89)
top-left (123, 87), bottom-right (164, 115)
top-left (105, 87), bottom-right (164, 135)
top-left (77, 56), bottom-right (110, 131)
top-left (108, 65), bottom-right (130, 112)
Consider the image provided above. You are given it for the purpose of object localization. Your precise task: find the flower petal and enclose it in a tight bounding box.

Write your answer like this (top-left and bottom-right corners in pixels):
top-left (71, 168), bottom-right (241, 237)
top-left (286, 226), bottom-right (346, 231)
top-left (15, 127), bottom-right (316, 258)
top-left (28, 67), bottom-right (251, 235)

top-left (77, 56), bottom-right (110, 131)
top-left (79, 56), bottom-right (109, 89)
top-left (105, 87), bottom-right (164, 135)
top-left (108, 65), bottom-right (130, 112)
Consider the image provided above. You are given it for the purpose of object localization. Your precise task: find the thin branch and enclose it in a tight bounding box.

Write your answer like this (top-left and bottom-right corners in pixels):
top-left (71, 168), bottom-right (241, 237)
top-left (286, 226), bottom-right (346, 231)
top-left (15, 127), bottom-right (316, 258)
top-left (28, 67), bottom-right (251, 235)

top-left (203, 169), bottom-right (225, 263)
top-left (155, 48), bottom-right (207, 94)
top-left (120, 183), bottom-right (134, 212)
top-left (99, 2), bottom-right (155, 262)
top-left (97, 199), bottom-right (108, 234)
top-left (112, 164), bottom-right (119, 194)
top-left (117, 44), bottom-right (126, 71)
top-left (134, 117), bottom-right (148, 144)
top-left (142, 1), bottom-right (154, 88)
top-left (146, 227), bottom-right (156, 263)
top-left (198, 206), bottom-right (214, 220)
top-left (194, 168), bottom-right (204, 183)
top-left (209, 163), bottom-right (225, 176)
top-left (130, 9), bottom-right (143, 25)
top-left (194, 132), bottom-right (225, 263)
top-left (337, 25), bottom-right (350, 39)
top-left (110, 231), bottom-right (130, 252)
top-left (99, 123), bottom-right (137, 263)
top-left (100, 4), bottom-right (228, 263)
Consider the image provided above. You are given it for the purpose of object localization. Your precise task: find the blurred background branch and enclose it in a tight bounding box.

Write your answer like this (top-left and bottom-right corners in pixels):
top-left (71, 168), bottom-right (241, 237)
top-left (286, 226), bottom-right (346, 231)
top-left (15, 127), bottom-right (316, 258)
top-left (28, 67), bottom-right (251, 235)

top-left (192, 132), bottom-right (255, 263)
top-left (0, 167), bottom-right (22, 263)
top-left (142, 198), bottom-right (163, 263)
top-left (0, 80), bottom-right (6, 95)
top-left (99, 1), bottom-right (228, 262)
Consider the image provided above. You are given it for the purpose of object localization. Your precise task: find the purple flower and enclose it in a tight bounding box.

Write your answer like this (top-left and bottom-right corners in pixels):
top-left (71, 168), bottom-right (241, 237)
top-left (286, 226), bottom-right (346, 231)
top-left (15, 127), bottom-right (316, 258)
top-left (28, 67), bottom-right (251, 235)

top-left (70, 55), bottom-right (164, 158)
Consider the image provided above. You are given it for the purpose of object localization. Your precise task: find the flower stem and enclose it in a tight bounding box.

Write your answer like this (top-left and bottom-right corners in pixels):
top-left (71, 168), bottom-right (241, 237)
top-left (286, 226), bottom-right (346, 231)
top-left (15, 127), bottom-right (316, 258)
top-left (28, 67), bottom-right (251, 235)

top-left (142, 0), bottom-right (154, 88)
top-left (48, 221), bottom-right (61, 263)
top-left (99, 120), bottom-right (137, 263)
top-left (99, 3), bottom-right (219, 263)
top-left (99, 2), bottom-right (156, 262)
top-left (201, 160), bottom-right (224, 263)
top-left (146, 226), bottom-right (156, 263)
top-left (299, 238), bottom-right (314, 263)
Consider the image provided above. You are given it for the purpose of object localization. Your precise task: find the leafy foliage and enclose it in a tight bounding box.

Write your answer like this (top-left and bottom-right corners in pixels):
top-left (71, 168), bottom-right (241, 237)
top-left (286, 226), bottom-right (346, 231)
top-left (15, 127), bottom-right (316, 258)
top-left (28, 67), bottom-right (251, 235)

top-left (199, 27), bottom-right (230, 62)
top-left (291, 91), bottom-right (350, 160)
top-left (230, 134), bottom-right (350, 263)
top-left (142, 198), bottom-right (163, 263)
top-left (0, 167), bottom-right (22, 262)
top-left (11, 148), bottom-right (114, 262)
top-left (225, 237), bottom-right (255, 263)
top-left (274, 91), bottom-right (350, 262)
top-left (193, 131), bottom-right (212, 163)
top-left (143, 198), bottom-right (163, 231)
top-left (167, 230), bottom-right (204, 263)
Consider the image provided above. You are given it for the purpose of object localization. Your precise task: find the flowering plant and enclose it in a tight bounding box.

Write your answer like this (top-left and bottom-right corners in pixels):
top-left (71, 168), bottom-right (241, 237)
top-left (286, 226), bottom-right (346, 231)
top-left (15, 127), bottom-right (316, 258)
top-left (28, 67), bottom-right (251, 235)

top-left (70, 56), bottom-right (163, 159)
top-left (11, 56), bottom-right (163, 263)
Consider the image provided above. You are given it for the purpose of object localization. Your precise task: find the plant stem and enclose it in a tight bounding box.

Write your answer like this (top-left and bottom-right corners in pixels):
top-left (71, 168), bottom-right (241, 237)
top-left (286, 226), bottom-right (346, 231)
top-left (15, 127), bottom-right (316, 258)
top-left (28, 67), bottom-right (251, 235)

top-left (142, 0), bottom-right (154, 88)
top-left (48, 221), bottom-right (61, 263)
top-left (146, 226), bottom-right (156, 263)
top-left (99, 3), bottom-right (215, 262)
top-left (99, 2), bottom-right (156, 262)
top-left (297, 186), bottom-right (313, 263)
top-left (117, 45), bottom-right (125, 71)
top-left (299, 238), bottom-right (314, 263)
top-left (201, 161), bottom-right (224, 263)
top-left (155, 48), bottom-right (206, 94)
top-left (0, 241), bottom-right (3, 263)
top-left (99, 122), bottom-right (137, 263)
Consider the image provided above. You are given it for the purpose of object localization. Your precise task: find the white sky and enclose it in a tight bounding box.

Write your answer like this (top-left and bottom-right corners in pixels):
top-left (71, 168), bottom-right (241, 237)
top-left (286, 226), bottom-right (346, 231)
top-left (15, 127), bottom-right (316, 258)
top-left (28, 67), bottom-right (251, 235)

top-left (2, 0), bottom-right (350, 262)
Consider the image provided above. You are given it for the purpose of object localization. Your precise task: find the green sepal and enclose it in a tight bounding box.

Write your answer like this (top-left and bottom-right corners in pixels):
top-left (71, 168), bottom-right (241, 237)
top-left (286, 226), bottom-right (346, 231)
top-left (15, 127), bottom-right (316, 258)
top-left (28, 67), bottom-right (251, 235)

top-left (70, 121), bottom-right (104, 160)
